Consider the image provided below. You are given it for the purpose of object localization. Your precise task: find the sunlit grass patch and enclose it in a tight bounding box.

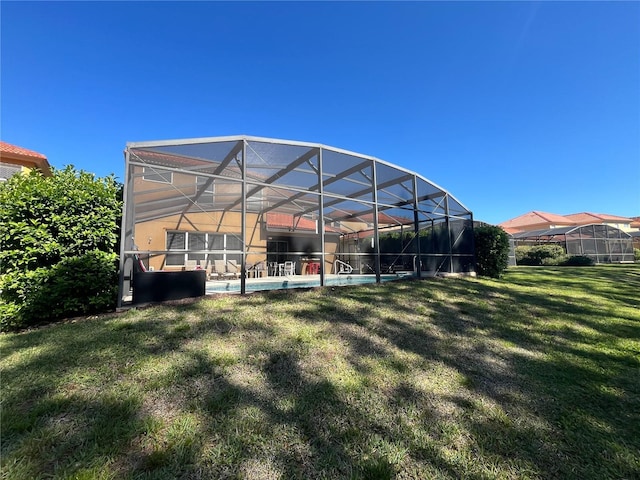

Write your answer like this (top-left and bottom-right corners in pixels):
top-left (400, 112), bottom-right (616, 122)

top-left (1, 265), bottom-right (639, 479)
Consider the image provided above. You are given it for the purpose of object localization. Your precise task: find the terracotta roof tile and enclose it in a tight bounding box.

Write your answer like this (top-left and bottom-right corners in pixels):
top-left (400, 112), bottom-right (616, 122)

top-left (0, 141), bottom-right (47, 160)
top-left (565, 212), bottom-right (633, 223)
top-left (499, 211), bottom-right (576, 230)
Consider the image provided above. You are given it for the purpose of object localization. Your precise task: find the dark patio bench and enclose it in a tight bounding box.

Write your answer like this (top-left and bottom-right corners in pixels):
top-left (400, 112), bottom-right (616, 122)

top-left (132, 268), bottom-right (206, 305)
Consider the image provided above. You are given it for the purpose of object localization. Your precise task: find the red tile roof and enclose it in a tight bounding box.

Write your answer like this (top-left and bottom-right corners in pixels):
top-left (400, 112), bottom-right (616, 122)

top-left (267, 212), bottom-right (317, 231)
top-left (0, 141), bottom-right (52, 176)
top-left (499, 211), bottom-right (576, 231)
top-left (0, 141), bottom-right (47, 160)
top-left (564, 212), bottom-right (633, 223)
top-left (500, 210), bottom-right (637, 233)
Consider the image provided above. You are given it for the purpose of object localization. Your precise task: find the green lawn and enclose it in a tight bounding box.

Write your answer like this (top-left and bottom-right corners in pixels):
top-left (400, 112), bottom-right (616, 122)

top-left (1, 265), bottom-right (639, 479)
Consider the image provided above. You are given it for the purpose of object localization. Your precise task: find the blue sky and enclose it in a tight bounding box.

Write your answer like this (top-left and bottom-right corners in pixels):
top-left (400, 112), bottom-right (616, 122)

top-left (2, 1), bottom-right (639, 224)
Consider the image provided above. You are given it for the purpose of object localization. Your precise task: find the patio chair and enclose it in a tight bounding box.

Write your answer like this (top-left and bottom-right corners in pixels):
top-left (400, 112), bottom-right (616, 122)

top-left (254, 261), bottom-right (267, 278)
top-left (268, 262), bottom-right (278, 276)
top-left (226, 260), bottom-right (240, 279)
top-left (245, 262), bottom-right (255, 278)
top-left (200, 259), bottom-right (213, 279)
top-left (185, 259), bottom-right (198, 270)
top-left (283, 261), bottom-right (295, 276)
top-left (214, 259), bottom-right (235, 280)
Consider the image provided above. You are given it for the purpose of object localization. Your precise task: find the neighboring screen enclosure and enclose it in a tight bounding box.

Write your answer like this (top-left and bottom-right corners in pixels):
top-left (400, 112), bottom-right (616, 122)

top-left (512, 224), bottom-right (634, 264)
top-left (118, 136), bottom-right (474, 305)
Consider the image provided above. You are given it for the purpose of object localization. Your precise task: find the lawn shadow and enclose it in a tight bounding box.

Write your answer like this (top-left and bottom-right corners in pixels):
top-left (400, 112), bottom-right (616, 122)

top-left (2, 266), bottom-right (639, 479)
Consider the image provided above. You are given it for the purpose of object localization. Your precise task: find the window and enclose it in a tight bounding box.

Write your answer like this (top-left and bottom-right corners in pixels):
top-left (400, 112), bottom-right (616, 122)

top-left (225, 235), bottom-right (243, 263)
top-left (1, 162), bottom-right (22, 181)
top-left (143, 166), bottom-right (173, 184)
top-left (166, 232), bottom-right (186, 266)
top-left (188, 233), bottom-right (206, 261)
top-left (165, 231), bottom-right (241, 266)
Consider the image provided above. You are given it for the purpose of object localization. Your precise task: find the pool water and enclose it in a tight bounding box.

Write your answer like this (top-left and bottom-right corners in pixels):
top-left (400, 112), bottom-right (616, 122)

top-left (205, 273), bottom-right (413, 294)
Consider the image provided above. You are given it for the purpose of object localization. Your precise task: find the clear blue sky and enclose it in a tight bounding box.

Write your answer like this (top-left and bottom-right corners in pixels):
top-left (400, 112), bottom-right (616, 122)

top-left (2, 1), bottom-right (639, 224)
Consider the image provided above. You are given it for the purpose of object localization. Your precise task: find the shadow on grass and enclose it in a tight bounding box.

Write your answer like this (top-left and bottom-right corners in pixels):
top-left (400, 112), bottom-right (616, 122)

top-left (1, 265), bottom-right (639, 478)
top-left (287, 266), bottom-right (640, 478)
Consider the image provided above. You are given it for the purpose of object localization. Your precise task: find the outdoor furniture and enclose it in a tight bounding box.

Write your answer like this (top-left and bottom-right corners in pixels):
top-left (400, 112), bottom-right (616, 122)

top-left (334, 260), bottom-right (353, 274)
top-left (245, 263), bottom-right (255, 278)
top-left (227, 260), bottom-right (240, 279)
top-left (268, 262), bottom-right (278, 276)
top-left (246, 261), bottom-right (266, 278)
top-left (254, 261), bottom-right (267, 278)
top-left (133, 269), bottom-right (206, 305)
top-left (301, 257), bottom-right (320, 274)
top-left (185, 259), bottom-right (198, 270)
top-left (200, 259), bottom-right (213, 278)
top-left (283, 261), bottom-right (295, 276)
top-left (214, 260), bottom-right (236, 279)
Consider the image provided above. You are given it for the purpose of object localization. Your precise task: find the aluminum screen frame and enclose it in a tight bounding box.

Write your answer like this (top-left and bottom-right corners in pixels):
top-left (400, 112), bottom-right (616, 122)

top-left (118, 136), bottom-right (474, 305)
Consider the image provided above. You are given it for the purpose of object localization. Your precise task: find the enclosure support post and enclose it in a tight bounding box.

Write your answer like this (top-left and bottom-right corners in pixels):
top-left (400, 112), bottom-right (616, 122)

top-left (372, 161), bottom-right (381, 283)
top-left (412, 175), bottom-right (422, 278)
top-left (240, 140), bottom-right (247, 295)
top-left (469, 212), bottom-right (476, 273)
top-left (117, 149), bottom-right (135, 308)
top-left (445, 195), bottom-right (453, 273)
top-left (318, 148), bottom-right (325, 287)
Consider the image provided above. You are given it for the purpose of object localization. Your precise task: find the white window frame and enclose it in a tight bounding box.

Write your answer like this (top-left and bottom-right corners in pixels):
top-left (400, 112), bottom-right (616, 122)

top-left (143, 166), bottom-right (173, 184)
top-left (165, 231), bottom-right (242, 266)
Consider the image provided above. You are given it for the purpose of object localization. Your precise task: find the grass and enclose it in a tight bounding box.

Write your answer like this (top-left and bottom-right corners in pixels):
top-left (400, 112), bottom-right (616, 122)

top-left (1, 265), bottom-right (639, 479)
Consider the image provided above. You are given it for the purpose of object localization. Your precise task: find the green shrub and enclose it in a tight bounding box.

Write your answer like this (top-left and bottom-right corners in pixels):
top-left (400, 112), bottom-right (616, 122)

top-left (562, 255), bottom-right (595, 266)
top-left (0, 251), bottom-right (118, 330)
top-left (516, 245), bottom-right (566, 266)
top-left (515, 245), bottom-right (596, 266)
top-left (635, 248), bottom-right (640, 262)
top-left (0, 167), bottom-right (121, 331)
top-left (474, 225), bottom-right (510, 278)
top-left (515, 245), bottom-right (532, 264)
top-left (542, 254), bottom-right (568, 266)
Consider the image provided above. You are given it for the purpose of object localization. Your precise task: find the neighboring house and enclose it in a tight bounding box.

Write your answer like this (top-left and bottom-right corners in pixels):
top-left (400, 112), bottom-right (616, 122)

top-left (564, 212), bottom-right (634, 232)
top-left (500, 210), bottom-right (637, 263)
top-left (630, 218), bottom-right (640, 249)
top-left (500, 210), bottom-right (637, 233)
top-left (499, 211), bottom-right (577, 234)
top-left (0, 141), bottom-right (52, 181)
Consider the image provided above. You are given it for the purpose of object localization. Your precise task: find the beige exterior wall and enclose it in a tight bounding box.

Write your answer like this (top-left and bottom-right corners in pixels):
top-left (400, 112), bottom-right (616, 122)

top-left (131, 167), bottom-right (354, 273)
top-left (135, 210), bottom-right (263, 271)
top-left (135, 210), bottom-right (340, 272)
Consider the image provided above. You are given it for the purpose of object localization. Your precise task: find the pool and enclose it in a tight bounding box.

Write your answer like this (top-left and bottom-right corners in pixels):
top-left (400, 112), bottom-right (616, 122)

top-left (205, 273), bottom-right (414, 294)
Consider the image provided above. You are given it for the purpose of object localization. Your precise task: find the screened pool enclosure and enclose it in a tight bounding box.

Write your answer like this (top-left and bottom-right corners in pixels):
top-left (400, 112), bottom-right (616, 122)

top-left (118, 136), bottom-right (474, 306)
top-left (512, 224), bottom-right (634, 264)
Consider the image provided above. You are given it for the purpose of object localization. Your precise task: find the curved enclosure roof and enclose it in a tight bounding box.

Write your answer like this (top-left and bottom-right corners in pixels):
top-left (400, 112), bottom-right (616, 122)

top-left (120, 135), bottom-right (475, 304)
top-left (125, 135), bottom-right (471, 224)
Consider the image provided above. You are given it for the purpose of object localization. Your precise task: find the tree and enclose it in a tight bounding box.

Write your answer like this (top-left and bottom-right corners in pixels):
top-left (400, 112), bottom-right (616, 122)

top-left (473, 225), bottom-right (510, 278)
top-left (0, 166), bottom-right (122, 330)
